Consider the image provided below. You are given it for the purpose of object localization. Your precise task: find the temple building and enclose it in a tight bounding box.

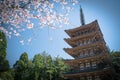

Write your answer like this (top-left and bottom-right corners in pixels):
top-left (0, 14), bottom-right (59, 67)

top-left (63, 6), bottom-right (115, 80)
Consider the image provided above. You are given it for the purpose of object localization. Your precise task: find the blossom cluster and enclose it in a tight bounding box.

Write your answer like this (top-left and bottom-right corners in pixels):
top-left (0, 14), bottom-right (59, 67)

top-left (0, 0), bottom-right (79, 44)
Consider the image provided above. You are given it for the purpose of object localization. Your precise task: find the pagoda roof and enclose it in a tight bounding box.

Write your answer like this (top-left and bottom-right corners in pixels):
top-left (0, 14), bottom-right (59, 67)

top-left (64, 51), bottom-right (107, 63)
top-left (64, 40), bottom-right (106, 57)
top-left (65, 20), bottom-right (99, 37)
top-left (64, 31), bottom-right (102, 47)
top-left (64, 67), bottom-right (113, 77)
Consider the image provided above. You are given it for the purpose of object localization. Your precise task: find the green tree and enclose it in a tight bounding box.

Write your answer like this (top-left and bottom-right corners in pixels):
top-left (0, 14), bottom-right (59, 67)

top-left (32, 53), bottom-right (43, 80)
top-left (53, 56), bottom-right (68, 80)
top-left (0, 32), bottom-right (8, 72)
top-left (32, 52), bottom-right (54, 80)
top-left (32, 52), bottom-right (68, 80)
top-left (0, 31), bottom-right (13, 80)
top-left (13, 51), bottom-right (69, 80)
top-left (110, 51), bottom-right (120, 80)
top-left (41, 52), bottom-right (53, 80)
top-left (13, 52), bottom-right (33, 80)
top-left (46, 55), bottom-right (54, 80)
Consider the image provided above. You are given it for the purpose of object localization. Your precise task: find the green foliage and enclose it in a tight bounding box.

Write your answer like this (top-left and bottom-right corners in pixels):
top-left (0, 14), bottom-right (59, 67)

top-left (13, 52), bottom-right (33, 80)
top-left (32, 53), bottom-right (43, 80)
top-left (0, 32), bottom-right (13, 80)
top-left (0, 71), bottom-right (14, 80)
top-left (13, 51), bottom-right (68, 80)
top-left (0, 32), bottom-right (7, 63)
top-left (110, 51), bottom-right (120, 80)
top-left (0, 60), bottom-right (9, 72)
top-left (0, 31), bottom-right (6, 60)
top-left (52, 56), bottom-right (67, 79)
top-left (0, 32), bottom-right (7, 50)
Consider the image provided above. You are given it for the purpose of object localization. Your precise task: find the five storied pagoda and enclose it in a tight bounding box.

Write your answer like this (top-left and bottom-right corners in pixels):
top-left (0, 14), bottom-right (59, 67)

top-left (63, 6), bottom-right (115, 80)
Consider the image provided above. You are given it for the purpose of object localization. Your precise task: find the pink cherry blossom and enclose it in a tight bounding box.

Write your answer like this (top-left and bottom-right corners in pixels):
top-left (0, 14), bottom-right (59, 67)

top-left (0, 0), bottom-right (80, 45)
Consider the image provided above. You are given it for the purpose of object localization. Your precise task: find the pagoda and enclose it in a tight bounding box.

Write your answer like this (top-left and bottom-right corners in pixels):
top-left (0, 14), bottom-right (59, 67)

top-left (63, 6), bottom-right (115, 80)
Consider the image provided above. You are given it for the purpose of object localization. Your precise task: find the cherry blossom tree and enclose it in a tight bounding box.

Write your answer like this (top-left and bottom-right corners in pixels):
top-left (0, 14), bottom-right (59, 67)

top-left (0, 0), bottom-right (80, 44)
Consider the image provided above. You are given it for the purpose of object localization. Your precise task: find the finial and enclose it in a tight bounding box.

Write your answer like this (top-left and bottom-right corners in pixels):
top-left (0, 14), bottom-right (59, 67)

top-left (80, 5), bottom-right (85, 26)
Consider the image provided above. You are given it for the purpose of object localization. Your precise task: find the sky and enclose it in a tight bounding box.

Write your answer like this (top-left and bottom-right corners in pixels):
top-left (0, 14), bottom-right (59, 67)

top-left (6, 0), bottom-right (120, 67)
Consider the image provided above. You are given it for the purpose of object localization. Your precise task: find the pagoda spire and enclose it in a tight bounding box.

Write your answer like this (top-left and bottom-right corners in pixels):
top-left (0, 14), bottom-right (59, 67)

top-left (80, 6), bottom-right (85, 26)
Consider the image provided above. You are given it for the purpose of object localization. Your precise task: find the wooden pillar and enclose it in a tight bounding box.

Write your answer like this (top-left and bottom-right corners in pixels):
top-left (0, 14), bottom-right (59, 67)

top-left (90, 60), bottom-right (92, 68)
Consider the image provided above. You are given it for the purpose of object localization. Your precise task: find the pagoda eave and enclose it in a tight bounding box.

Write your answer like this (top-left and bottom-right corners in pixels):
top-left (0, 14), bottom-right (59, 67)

top-left (64, 20), bottom-right (99, 37)
top-left (64, 67), bottom-right (113, 77)
top-left (64, 41), bottom-right (106, 54)
top-left (64, 52), bottom-right (108, 64)
top-left (64, 31), bottom-right (102, 45)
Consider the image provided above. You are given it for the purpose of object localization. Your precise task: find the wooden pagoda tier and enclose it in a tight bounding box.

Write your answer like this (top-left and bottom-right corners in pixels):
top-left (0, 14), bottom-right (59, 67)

top-left (65, 20), bottom-right (103, 38)
top-left (63, 20), bottom-right (115, 80)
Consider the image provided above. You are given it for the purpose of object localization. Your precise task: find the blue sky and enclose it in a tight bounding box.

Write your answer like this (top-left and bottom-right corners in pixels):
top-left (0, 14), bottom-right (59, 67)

top-left (6, 0), bottom-right (120, 67)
